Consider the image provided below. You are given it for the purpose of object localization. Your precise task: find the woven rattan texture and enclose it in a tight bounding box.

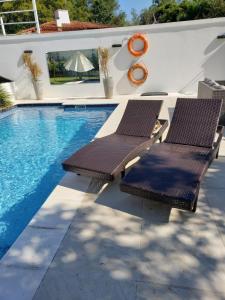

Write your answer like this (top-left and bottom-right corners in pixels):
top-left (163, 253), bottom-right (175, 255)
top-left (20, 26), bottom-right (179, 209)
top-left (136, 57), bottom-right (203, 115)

top-left (165, 98), bottom-right (222, 148)
top-left (116, 100), bottom-right (162, 137)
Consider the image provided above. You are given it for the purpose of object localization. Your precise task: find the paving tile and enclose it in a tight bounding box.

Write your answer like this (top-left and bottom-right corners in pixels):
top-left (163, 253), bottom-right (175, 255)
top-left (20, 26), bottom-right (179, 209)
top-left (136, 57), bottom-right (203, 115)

top-left (72, 208), bottom-right (141, 252)
top-left (1, 226), bottom-right (65, 268)
top-left (45, 199), bottom-right (141, 278)
top-left (0, 265), bottom-right (46, 300)
top-left (136, 281), bottom-right (225, 300)
top-left (205, 188), bottom-right (225, 246)
top-left (59, 172), bottom-right (91, 192)
top-left (136, 192), bottom-right (225, 295)
top-left (29, 196), bottom-right (82, 230)
top-left (34, 267), bottom-right (136, 300)
top-left (95, 179), bottom-right (143, 219)
top-left (29, 174), bottom-right (90, 229)
top-left (202, 158), bottom-right (225, 189)
top-left (48, 230), bottom-right (139, 278)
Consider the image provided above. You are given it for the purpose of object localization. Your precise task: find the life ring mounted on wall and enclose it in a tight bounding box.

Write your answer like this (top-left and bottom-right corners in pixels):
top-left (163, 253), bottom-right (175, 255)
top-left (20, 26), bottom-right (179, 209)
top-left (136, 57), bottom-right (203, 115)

top-left (128, 63), bottom-right (148, 85)
top-left (128, 33), bottom-right (149, 57)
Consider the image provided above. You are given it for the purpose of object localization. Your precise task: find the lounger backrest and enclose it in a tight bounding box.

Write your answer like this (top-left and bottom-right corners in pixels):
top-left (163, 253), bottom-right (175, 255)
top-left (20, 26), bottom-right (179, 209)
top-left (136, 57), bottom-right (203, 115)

top-left (116, 100), bottom-right (163, 137)
top-left (165, 98), bottom-right (222, 148)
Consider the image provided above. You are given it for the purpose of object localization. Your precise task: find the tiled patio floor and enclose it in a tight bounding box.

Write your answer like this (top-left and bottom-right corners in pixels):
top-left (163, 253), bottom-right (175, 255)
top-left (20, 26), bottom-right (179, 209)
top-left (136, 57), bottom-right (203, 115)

top-left (32, 151), bottom-right (225, 299)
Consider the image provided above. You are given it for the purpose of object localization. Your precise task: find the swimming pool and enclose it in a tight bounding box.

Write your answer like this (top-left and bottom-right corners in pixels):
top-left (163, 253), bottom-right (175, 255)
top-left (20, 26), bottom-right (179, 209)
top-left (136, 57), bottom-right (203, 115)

top-left (0, 104), bottom-right (116, 258)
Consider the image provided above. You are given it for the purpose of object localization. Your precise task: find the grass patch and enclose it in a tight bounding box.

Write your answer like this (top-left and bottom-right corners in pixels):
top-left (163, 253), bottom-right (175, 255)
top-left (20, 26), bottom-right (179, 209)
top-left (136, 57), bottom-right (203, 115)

top-left (50, 76), bottom-right (100, 85)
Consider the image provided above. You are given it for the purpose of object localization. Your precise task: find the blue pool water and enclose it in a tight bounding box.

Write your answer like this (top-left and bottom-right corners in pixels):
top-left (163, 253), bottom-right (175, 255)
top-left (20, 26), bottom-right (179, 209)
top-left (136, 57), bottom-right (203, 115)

top-left (0, 105), bottom-right (115, 258)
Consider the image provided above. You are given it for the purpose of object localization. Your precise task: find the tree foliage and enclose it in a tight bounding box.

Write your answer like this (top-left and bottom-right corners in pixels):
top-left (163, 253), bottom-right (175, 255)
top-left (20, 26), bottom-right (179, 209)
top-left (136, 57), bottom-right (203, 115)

top-left (70, 0), bottom-right (91, 22)
top-left (0, 0), bottom-right (126, 34)
top-left (1, 0), bottom-right (225, 33)
top-left (129, 9), bottom-right (141, 26)
top-left (139, 0), bottom-right (225, 25)
top-left (88, 0), bottom-right (126, 25)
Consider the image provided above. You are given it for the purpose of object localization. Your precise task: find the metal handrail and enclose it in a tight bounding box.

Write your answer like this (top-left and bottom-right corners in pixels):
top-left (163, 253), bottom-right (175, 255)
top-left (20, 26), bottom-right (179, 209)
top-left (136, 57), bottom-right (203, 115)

top-left (0, 9), bottom-right (34, 14)
top-left (0, 0), bottom-right (40, 35)
top-left (4, 21), bottom-right (36, 25)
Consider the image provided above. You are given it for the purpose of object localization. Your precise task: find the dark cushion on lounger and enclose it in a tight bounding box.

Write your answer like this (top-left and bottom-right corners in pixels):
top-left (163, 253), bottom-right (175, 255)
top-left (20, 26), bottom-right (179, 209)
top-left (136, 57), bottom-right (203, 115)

top-left (165, 98), bottom-right (222, 148)
top-left (121, 143), bottom-right (211, 209)
top-left (63, 134), bottom-right (150, 180)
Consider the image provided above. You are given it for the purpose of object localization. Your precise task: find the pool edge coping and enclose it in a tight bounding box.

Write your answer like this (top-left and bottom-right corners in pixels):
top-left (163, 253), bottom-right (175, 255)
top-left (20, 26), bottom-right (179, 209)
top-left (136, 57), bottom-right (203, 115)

top-left (0, 102), bottom-right (119, 113)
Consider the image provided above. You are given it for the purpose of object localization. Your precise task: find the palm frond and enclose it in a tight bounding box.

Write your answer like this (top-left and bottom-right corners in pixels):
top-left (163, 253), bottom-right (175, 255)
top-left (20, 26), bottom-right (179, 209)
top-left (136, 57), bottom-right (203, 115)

top-left (23, 53), bottom-right (42, 80)
top-left (98, 47), bottom-right (110, 79)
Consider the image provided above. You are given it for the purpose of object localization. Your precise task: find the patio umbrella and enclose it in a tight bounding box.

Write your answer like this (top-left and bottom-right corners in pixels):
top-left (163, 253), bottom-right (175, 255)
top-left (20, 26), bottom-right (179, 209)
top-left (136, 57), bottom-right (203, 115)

top-left (64, 51), bottom-right (94, 73)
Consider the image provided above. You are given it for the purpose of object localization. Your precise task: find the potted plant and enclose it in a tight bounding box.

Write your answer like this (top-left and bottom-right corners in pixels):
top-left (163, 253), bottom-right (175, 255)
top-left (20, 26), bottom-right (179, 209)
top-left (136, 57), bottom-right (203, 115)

top-left (98, 47), bottom-right (113, 99)
top-left (23, 53), bottom-right (43, 100)
top-left (0, 86), bottom-right (12, 109)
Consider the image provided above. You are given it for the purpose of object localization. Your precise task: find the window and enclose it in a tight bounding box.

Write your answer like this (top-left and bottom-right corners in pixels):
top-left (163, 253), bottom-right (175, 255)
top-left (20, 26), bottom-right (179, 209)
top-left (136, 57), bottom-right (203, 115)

top-left (47, 49), bottom-right (100, 85)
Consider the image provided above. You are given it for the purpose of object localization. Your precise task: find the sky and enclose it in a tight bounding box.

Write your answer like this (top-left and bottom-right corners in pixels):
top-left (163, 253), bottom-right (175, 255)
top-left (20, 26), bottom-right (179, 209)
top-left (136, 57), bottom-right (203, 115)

top-left (119, 0), bottom-right (152, 19)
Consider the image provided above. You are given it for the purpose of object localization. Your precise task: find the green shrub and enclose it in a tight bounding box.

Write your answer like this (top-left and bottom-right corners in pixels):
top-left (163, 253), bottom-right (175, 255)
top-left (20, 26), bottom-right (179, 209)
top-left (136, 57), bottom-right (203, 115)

top-left (0, 86), bottom-right (12, 108)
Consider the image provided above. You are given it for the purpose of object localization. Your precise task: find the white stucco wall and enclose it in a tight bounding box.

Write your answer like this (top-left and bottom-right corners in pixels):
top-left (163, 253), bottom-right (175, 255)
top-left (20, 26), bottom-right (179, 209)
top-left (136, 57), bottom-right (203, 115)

top-left (0, 17), bottom-right (225, 99)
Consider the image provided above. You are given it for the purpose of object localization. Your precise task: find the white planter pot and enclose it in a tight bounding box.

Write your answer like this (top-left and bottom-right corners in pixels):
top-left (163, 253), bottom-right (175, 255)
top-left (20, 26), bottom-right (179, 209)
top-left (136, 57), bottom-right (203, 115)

top-left (103, 77), bottom-right (114, 99)
top-left (32, 79), bottom-right (44, 100)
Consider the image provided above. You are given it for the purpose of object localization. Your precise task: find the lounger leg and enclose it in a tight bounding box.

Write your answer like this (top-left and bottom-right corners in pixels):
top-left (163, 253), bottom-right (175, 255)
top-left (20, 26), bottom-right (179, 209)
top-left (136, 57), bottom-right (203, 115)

top-left (216, 148), bottom-right (220, 159)
top-left (159, 136), bottom-right (162, 143)
top-left (192, 199), bottom-right (197, 213)
top-left (121, 170), bottom-right (125, 178)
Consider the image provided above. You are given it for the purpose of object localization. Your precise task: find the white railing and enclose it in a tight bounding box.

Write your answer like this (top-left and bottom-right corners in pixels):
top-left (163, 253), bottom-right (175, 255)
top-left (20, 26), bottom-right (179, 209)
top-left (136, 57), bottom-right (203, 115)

top-left (0, 0), bottom-right (40, 35)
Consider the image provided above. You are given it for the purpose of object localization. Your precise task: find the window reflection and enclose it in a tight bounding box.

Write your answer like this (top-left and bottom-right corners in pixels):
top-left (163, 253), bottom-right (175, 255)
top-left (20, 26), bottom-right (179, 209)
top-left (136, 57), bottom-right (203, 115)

top-left (47, 49), bottom-right (100, 85)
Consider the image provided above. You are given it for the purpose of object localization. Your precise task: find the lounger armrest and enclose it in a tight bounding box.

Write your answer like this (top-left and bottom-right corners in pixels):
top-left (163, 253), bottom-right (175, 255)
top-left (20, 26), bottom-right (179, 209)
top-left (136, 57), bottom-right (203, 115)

top-left (214, 125), bottom-right (225, 148)
top-left (213, 125), bottom-right (224, 157)
top-left (217, 125), bottom-right (224, 133)
top-left (152, 119), bottom-right (168, 142)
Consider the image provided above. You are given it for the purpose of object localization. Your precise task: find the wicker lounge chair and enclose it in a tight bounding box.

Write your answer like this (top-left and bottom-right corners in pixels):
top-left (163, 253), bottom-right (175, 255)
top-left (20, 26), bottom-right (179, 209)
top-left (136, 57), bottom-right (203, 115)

top-left (62, 100), bottom-right (168, 181)
top-left (120, 98), bottom-right (224, 212)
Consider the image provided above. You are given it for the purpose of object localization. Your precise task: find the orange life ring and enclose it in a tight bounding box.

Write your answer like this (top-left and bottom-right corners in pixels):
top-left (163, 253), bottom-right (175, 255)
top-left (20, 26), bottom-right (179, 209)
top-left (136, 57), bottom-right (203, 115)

top-left (128, 63), bottom-right (148, 85)
top-left (128, 33), bottom-right (149, 57)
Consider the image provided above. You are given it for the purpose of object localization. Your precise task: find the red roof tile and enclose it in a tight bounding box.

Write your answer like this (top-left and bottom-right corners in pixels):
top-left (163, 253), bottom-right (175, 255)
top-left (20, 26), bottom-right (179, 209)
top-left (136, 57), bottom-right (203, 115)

top-left (20, 20), bottom-right (111, 34)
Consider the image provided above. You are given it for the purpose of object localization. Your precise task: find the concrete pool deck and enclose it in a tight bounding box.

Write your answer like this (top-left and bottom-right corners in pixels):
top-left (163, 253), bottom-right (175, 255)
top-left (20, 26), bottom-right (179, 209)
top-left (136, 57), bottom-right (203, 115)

top-left (1, 94), bottom-right (225, 300)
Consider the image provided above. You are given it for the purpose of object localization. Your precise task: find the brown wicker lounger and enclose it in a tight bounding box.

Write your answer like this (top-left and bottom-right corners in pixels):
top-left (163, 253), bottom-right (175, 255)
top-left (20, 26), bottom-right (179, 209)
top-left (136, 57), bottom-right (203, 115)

top-left (120, 98), bottom-right (224, 212)
top-left (62, 100), bottom-right (168, 181)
